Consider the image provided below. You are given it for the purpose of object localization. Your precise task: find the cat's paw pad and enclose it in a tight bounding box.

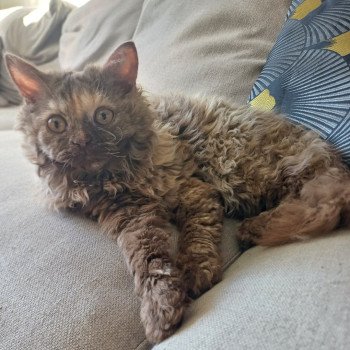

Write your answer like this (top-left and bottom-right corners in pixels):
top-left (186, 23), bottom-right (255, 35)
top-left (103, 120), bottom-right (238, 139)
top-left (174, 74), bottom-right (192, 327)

top-left (140, 273), bottom-right (186, 344)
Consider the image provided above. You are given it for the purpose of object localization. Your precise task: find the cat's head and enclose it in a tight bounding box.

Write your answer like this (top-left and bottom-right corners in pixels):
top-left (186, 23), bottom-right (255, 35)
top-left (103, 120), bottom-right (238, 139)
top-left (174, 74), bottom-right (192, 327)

top-left (6, 42), bottom-right (155, 175)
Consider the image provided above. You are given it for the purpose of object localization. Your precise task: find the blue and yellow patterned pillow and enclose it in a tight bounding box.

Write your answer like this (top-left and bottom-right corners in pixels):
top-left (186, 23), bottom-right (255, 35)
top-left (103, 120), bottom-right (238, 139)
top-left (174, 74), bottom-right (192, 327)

top-left (249, 0), bottom-right (350, 164)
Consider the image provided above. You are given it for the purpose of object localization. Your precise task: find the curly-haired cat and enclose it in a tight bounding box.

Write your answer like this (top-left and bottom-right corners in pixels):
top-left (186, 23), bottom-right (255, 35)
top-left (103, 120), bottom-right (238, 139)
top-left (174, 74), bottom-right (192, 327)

top-left (6, 42), bottom-right (350, 343)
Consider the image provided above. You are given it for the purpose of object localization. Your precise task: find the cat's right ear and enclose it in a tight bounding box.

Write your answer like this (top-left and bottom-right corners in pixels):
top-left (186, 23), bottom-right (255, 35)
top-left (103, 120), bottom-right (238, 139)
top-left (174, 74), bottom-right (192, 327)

top-left (5, 54), bottom-right (48, 103)
top-left (103, 42), bottom-right (138, 92)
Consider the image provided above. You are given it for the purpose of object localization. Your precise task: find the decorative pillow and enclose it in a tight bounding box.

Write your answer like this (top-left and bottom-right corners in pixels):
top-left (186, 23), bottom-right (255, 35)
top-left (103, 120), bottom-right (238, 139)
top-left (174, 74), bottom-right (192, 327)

top-left (249, 0), bottom-right (350, 165)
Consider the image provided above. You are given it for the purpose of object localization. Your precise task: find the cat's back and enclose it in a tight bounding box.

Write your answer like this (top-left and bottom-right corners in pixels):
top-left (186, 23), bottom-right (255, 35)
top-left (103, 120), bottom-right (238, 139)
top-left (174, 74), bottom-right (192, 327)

top-left (149, 93), bottom-right (340, 216)
top-left (149, 93), bottom-right (313, 150)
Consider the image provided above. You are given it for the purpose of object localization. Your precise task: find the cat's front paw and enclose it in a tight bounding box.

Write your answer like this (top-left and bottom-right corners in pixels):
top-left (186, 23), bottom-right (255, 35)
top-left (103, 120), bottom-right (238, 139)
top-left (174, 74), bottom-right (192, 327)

top-left (179, 256), bottom-right (222, 299)
top-left (140, 265), bottom-right (187, 344)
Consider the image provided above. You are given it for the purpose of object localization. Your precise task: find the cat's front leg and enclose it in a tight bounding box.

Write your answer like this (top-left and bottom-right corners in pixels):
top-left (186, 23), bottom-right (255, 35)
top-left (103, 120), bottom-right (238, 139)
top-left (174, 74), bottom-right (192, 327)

top-left (176, 178), bottom-right (224, 298)
top-left (98, 200), bottom-right (186, 344)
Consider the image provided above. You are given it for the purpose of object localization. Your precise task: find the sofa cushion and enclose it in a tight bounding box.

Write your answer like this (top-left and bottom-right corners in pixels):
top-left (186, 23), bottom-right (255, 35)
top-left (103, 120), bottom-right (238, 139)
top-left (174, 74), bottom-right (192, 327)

top-left (249, 0), bottom-right (350, 165)
top-left (154, 230), bottom-right (350, 350)
top-left (59, 0), bottom-right (144, 71)
top-left (0, 105), bottom-right (19, 130)
top-left (133, 0), bottom-right (291, 105)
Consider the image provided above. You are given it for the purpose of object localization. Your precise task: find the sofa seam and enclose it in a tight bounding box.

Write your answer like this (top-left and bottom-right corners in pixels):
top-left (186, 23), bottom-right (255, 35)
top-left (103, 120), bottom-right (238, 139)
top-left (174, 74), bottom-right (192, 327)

top-left (135, 338), bottom-right (149, 350)
top-left (131, 0), bottom-right (148, 40)
top-left (223, 251), bottom-right (242, 271)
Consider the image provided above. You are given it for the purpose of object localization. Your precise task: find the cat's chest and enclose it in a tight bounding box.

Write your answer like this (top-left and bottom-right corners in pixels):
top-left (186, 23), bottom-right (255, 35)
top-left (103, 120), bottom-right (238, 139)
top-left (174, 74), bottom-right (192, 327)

top-left (45, 126), bottom-right (196, 211)
top-left (59, 163), bottom-right (191, 212)
top-left (133, 167), bottom-right (187, 209)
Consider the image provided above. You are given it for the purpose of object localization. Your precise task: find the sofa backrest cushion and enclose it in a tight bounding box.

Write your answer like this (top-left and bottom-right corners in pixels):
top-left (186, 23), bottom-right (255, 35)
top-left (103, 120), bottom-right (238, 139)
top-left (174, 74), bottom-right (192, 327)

top-left (133, 0), bottom-right (291, 104)
top-left (59, 0), bottom-right (144, 71)
top-left (59, 0), bottom-right (291, 105)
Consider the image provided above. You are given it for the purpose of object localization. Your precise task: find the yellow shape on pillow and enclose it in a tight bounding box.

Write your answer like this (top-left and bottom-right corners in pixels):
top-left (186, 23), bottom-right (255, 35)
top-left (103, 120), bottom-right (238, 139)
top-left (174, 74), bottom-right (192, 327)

top-left (291, 0), bottom-right (322, 20)
top-left (326, 32), bottom-right (350, 56)
top-left (250, 89), bottom-right (276, 111)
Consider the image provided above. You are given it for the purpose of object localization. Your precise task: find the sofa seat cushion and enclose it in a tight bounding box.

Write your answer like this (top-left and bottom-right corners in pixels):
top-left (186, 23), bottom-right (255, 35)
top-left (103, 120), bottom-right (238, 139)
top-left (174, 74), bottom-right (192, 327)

top-left (154, 230), bottom-right (350, 350)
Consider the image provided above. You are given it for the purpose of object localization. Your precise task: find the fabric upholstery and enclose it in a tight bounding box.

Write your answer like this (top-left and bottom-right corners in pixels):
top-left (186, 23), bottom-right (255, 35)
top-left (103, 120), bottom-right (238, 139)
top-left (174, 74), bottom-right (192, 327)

top-left (59, 0), bottom-right (144, 71)
top-left (134, 0), bottom-right (291, 105)
top-left (59, 0), bottom-right (290, 105)
top-left (249, 0), bottom-right (350, 164)
top-left (0, 105), bottom-right (19, 130)
top-left (155, 231), bottom-right (350, 350)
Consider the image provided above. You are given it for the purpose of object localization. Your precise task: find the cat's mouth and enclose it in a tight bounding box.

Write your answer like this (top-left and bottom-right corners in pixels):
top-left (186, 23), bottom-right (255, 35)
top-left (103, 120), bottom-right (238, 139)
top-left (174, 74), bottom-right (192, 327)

top-left (53, 149), bottom-right (109, 172)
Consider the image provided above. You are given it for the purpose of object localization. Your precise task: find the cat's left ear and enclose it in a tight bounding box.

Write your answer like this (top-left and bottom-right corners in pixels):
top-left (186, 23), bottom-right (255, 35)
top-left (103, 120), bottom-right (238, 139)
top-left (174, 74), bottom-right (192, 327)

top-left (5, 54), bottom-right (49, 103)
top-left (103, 41), bottom-right (138, 91)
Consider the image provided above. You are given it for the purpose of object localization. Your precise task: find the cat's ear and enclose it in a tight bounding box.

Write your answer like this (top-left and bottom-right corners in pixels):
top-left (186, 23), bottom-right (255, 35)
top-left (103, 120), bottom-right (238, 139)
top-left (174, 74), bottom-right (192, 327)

top-left (5, 54), bottom-right (48, 103)
top-left (103, 41), bottom-right (138, 91)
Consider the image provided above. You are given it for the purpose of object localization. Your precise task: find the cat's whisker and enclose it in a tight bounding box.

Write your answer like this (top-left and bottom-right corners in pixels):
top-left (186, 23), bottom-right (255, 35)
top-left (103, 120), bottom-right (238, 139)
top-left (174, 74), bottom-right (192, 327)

top-left (114, 127), bottom-right (124, 145)
top-left (108, 153), bottom-right (126, 159)
top-left (127, 155), bottom-right (137, 172)
top-left (60, 159), bottom-right (71, 175)
top-left (104, 148), bottom-right (126, 159)
top-left (96, 126), bottom-right (123, 145)
top-left (100, 143), bottom-right (116, 149)
top-left (96, 127), bottom-right (117, 141)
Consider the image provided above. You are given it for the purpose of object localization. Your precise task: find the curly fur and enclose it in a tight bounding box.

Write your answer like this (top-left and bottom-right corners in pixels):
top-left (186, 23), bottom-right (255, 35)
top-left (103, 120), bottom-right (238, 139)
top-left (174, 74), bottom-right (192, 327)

top-left (7, 43), bottom-right (350, 343)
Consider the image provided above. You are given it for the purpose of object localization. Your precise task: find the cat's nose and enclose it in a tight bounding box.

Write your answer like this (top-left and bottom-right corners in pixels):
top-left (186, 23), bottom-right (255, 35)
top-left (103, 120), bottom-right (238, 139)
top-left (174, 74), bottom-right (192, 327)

top-left (72, 134), bottom-right (92, 147)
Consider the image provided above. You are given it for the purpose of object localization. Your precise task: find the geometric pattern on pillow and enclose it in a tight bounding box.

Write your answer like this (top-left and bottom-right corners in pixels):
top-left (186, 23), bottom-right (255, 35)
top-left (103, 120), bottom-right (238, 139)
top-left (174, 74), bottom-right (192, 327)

top-left (249, 0), bottom-right (350, 164)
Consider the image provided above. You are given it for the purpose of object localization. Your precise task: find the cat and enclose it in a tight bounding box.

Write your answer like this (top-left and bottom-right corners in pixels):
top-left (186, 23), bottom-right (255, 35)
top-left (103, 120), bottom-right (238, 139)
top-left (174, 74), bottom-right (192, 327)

top-left (6, 41), bottom-right (350, 343)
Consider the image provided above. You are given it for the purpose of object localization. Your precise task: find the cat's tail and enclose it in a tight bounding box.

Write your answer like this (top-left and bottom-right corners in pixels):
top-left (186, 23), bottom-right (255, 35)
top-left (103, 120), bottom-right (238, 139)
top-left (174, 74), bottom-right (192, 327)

top-left (238, 168), bottom-right (350, 247)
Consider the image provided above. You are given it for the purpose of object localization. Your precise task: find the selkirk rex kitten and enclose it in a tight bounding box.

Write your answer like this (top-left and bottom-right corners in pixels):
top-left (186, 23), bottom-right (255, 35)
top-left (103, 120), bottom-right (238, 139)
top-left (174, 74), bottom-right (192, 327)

top-left (6, 42), bottom-right (350, 343)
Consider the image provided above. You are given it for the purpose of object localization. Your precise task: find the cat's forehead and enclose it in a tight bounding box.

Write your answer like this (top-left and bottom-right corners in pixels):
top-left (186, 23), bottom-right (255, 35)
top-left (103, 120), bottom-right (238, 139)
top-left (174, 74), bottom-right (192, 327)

top-left (47, 88), bottom-right (110, 118)
top-left (46, 70), bottom-right (112, 118)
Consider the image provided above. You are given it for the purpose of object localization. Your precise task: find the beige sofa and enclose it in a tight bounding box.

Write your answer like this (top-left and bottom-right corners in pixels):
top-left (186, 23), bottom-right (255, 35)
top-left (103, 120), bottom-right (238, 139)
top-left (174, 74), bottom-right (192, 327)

top-left (1, 1), bottom-right (349, 349)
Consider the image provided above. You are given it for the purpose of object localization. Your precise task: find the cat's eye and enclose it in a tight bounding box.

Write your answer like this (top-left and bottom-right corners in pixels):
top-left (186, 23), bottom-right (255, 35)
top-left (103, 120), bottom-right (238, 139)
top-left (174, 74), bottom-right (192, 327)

top-left (94, 108), bottom-right (114, 125)
top-left (47, 115), bottom-right (67, 133)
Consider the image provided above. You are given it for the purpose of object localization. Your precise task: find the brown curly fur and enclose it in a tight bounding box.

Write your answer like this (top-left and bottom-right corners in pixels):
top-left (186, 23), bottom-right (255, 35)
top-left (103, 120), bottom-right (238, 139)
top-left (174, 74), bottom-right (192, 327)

top-left (6, 42), bottom-right (350, 343)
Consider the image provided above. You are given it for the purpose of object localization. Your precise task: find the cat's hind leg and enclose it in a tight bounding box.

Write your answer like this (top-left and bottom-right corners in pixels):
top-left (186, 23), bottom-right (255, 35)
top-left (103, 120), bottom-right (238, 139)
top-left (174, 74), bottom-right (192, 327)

top-left (176, 178), bottom-right (224, 298)
top-left (237, 168), bottom-right (350, 248)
